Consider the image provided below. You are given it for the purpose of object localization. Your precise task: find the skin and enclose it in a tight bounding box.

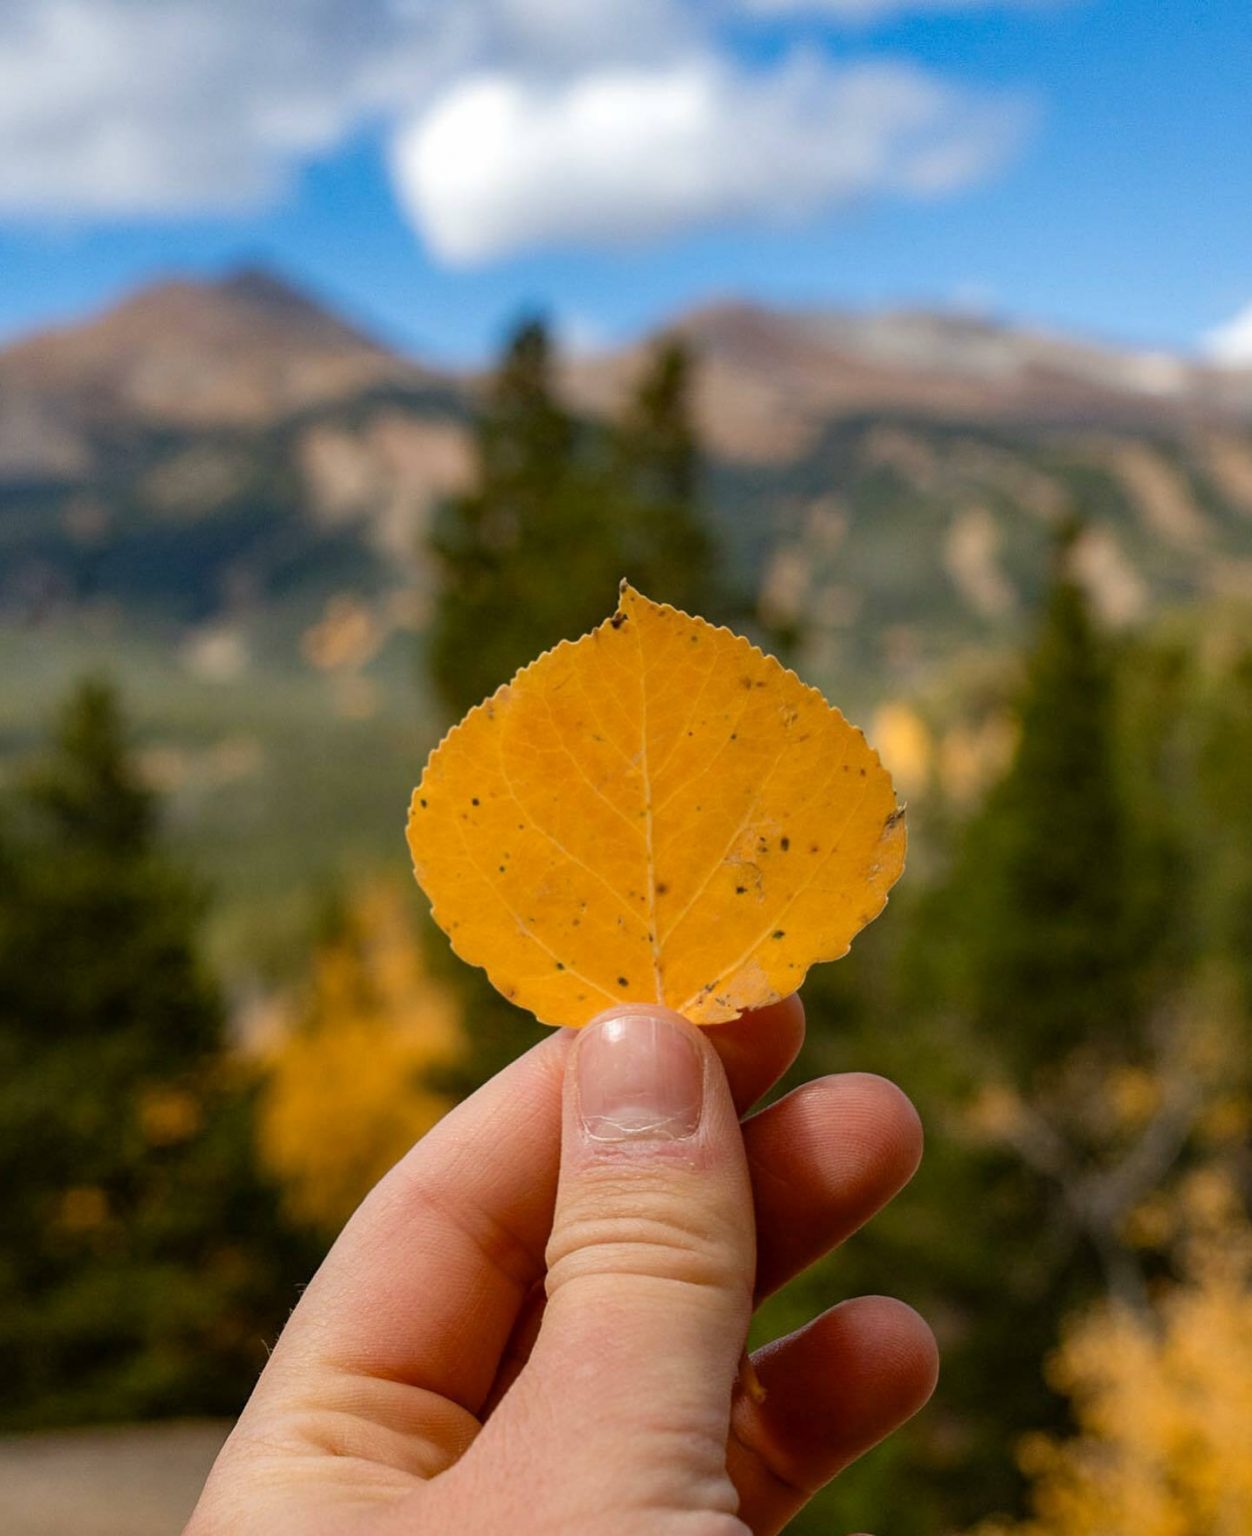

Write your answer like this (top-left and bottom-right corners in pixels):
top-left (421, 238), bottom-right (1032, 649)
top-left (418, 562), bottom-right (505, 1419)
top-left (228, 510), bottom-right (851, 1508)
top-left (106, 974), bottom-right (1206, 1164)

top-left (186, 995), bottom-right (938, 1536)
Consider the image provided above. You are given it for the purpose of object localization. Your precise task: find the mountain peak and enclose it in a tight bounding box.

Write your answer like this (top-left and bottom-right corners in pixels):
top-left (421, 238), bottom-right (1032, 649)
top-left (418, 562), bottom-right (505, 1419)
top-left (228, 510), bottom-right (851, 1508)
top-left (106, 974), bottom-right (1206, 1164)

top-left (0, 265), bottom-right (419, 432)
top-left (213, 265), bottom-right (382, 347)
top-left (563, 297), bottom-right (1252, 467)
top-left (218, 264), bottom-right (321, 311)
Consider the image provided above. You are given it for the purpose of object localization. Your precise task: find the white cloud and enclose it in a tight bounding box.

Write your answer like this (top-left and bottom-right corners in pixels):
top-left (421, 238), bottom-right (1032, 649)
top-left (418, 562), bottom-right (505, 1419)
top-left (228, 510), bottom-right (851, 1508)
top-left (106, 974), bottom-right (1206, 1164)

top-left (0, 0), bottom-right (1033, 261)
top-left (0, 0), bottom-right (426, 215)
top-left (0, 0), bottom-right (689, 218)
top-left (392, 54), bottom-right (1027, 263)
top-left (1205, 302), bottom-right (1252, 368)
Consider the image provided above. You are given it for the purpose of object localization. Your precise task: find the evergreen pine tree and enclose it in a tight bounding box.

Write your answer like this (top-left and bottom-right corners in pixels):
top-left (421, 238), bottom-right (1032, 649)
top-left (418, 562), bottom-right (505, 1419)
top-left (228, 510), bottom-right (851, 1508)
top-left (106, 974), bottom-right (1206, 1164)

top-left (428, 317), bottom-right (586, 718)
top-left (424, 322), bottom-right (722, 1089)
top-left (872, 524), bottom-right (1159, 1525)
top-left (1199, 647), bottom-right (1252, 1014)
top-left (0, 680), bottom-right (305, 1427)
top-left (428, 320), bottom-right (719, 721)
top-left (614, 336), bottom-right (717, 615)
top-left (964, 521), bottom-right (1136, 1084)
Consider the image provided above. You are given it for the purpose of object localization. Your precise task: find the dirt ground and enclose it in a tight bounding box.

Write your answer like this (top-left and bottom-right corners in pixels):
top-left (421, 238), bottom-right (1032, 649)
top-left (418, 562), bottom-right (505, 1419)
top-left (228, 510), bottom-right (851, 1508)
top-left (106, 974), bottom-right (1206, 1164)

top-left (0, 1421), bottom-right (230, 1536)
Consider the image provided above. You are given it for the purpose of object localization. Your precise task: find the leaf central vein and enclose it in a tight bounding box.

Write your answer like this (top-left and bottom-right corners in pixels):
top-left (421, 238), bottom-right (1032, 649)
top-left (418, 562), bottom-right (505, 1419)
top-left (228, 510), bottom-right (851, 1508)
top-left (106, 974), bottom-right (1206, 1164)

top-left (635, 620), bottom-right (665, 1005)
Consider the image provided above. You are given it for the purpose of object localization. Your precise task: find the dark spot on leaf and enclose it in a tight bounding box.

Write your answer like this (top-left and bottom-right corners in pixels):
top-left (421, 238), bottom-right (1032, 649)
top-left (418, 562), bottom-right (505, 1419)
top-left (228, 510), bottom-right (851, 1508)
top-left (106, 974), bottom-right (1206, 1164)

top-left (809, 843), bottom-right (820, 854)
top-left (735, 885), bottom-right (747, 895)
top-left (471, 796), bottom-right (480, 805)
top-left (781, 836), bottom-right (790, 851)
top-left (610, 610), bottom-right (627, 629)
top-left (419, 798), bottom-right (427, 808)
top-left (617, 976), bottom-right (629, 988)
top-left (498, 865), bottom-right (505, 873)
top-left (859, 767), bottom-right (866, 778)
top-left (656, 882), bottom-right (669, 895)
top-left (555, 961), bottom-right (565, 971)
top-left (772, 930), bottom-right (786, 940)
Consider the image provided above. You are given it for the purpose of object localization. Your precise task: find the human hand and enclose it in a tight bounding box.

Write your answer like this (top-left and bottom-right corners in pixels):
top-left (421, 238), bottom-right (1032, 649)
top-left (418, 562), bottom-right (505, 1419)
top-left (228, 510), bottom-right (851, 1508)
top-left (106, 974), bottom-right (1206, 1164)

top-left (186, 998), bottom-right (936, 1536)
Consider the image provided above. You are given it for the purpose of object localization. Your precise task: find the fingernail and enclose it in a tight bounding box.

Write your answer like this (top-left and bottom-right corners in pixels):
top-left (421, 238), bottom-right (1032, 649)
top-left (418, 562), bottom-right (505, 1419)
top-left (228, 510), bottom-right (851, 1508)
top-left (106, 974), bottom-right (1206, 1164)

top-left (577, 1012), bottom-right (704, 1142)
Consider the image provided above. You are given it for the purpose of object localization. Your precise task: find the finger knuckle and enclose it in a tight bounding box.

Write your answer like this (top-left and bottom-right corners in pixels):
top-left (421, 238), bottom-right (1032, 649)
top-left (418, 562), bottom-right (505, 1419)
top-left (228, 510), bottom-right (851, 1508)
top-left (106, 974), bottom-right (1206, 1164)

top-left (546, 1176), bottom-right (749, 1301)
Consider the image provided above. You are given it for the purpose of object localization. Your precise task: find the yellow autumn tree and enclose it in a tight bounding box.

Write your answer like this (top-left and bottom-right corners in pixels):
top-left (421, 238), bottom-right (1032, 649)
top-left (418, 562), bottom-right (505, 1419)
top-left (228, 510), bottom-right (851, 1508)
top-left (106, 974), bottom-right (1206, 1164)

top-left (258, 880), bottom-right (463, 1233)
top-left (981, 1168), bottom-right (1252, 1536)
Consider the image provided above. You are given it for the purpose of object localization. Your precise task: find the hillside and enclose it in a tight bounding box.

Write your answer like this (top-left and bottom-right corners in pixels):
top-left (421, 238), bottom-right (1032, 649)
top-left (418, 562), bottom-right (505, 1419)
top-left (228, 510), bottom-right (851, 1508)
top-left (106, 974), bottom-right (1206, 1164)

top-left (0, 269), bottom-right (470, 629)
top-left (4, 272), bottom-right (1252, 663)
top-left (3, 268), bottom-right (1252, 962)
top-left (567, 299), bottom-right (1252, 454)
top-left (0, 267), bottom-right (418, 456)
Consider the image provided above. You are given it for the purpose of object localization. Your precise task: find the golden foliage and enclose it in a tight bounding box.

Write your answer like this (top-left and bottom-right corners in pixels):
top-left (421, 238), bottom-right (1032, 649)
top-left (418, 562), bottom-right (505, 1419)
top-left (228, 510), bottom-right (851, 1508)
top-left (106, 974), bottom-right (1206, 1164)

top-left (872, 701), bottom-right (934, 799)
top-left (982, 1171), bottom-right (1252, 1536)
top-left (138, 1085), bottom-right (203, 1146)
top-left (52, 1186), bottom-right (110, 1236)
top-left (301, 593), bottom-right (383, 672)
top-left (257, 882), bottom-right (463, 1232)
top-left (409, 583), bottom-right (904, 1027)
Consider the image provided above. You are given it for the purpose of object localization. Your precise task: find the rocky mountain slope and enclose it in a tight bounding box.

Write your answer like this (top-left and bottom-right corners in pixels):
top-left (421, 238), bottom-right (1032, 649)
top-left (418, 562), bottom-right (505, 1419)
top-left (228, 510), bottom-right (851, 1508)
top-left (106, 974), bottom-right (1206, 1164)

top-left (3, 266), bottom-right (1252, 701)
top-left (568, 300), bottom-right (1252, 458)
top-left (0, 267), bottom-right (418, 467)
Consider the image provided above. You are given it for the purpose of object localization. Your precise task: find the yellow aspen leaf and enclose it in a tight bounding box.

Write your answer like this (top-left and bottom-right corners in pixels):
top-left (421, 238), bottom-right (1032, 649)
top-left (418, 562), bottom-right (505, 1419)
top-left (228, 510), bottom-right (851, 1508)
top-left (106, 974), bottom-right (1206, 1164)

top-left (408, 583), bottom-right (905, 1027)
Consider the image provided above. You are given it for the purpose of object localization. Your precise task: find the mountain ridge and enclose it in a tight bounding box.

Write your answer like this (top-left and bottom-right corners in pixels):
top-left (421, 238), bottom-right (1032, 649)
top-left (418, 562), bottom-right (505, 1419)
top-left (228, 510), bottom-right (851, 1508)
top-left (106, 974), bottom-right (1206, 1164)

top-left (2, 264), bottom-right (1251, 705)
top-left (0, 267), bottom-right (421, 470)
top-left (567, 298), bottom-right (1252, 464)
top-left (5, 267), bottom-right (1252, 461)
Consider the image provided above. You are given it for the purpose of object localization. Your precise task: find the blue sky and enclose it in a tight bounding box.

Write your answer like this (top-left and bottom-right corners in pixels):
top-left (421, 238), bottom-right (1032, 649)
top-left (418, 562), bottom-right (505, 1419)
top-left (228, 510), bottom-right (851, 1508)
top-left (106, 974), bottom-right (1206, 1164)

top-left (0, 0), bottom-right (1248, 365)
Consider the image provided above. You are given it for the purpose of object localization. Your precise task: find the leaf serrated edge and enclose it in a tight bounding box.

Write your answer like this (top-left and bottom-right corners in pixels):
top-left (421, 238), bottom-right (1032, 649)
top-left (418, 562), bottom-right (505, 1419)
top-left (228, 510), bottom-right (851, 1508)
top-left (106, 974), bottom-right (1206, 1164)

top-left (407, 580), bottom-right (907, 1026)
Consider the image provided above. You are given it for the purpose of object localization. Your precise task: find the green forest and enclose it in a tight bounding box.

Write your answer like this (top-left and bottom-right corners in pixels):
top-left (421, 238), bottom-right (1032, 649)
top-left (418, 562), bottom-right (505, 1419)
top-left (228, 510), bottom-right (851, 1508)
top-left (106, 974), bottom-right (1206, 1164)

top-left (2, 319), bottom-right (1250, 1534)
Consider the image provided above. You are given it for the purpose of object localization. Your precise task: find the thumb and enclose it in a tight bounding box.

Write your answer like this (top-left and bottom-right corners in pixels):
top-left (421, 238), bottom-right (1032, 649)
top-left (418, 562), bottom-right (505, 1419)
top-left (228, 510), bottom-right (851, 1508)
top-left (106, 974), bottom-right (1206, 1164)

top-left (521, 1007), bottom-right (755, 1495)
